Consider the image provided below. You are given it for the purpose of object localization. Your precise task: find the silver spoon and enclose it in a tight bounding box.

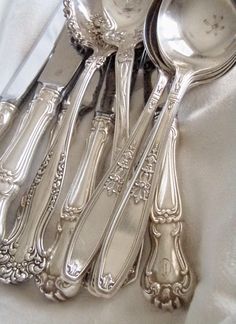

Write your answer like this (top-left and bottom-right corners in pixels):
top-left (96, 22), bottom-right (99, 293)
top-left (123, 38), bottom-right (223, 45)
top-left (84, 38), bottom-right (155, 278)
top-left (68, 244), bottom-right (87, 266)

top-left (0, 0), bottom-right (115, 284)
top-left (86, 0), bottom-right (236, 299)
top-left (101, 0), bottom-right (152, 161)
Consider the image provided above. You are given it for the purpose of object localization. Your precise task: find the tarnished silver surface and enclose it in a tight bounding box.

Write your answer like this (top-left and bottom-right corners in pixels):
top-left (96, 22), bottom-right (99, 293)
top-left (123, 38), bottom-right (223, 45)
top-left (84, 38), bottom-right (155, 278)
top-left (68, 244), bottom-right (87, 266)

top-left (0, 4), bottom-right (64, 137)
top-left (87, 0), bottom-right (236, 300)
top-left (0, 25), bottom-right (86, 243)
top-left (142, 119), bottom-right (195, 310)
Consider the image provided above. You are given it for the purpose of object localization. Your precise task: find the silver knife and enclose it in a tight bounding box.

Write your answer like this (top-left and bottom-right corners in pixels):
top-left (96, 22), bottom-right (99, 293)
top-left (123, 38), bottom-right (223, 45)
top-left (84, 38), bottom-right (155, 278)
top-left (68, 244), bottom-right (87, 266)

top-left (0, 3), bottom-right (64, 136)
top-left (35, 57), bottom-right (115, 301)
top-left (0, 21), bottom-right (87, 243)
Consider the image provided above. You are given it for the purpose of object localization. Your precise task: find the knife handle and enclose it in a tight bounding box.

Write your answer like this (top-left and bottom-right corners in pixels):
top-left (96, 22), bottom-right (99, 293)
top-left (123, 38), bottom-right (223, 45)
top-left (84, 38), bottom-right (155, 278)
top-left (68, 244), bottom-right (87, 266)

top-left (36, 114), bottom-right (113, 301)
top-left (141, 119), bottom-right (195, 310)
top-left (0, 101), bottom-right (18, 137)
top-left (0, 53), bottom-right (109, 285)
top-left (111, 46), bottom-right (135, 161)
top-left (63, 74), bottom-right (167, 283)
top-left (0, 84), bottom-right (61, 242)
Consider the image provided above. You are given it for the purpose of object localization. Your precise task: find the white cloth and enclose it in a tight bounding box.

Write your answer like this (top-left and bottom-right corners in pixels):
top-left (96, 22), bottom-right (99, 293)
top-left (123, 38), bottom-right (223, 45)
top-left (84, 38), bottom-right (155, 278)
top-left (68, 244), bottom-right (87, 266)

top-left (0, 1), bottom-right (236, 324)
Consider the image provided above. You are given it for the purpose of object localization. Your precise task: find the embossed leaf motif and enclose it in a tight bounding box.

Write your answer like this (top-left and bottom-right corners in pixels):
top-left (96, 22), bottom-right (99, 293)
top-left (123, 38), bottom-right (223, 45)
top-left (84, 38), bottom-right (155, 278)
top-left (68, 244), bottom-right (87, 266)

top-left (67, 260), bottom-right (81, 278)
top-left (104, 144), bottom-right (136, 195)
top-left (100, 273), bottom-right (115, 291)
top-left (130, 146), bottom-right (158, 203)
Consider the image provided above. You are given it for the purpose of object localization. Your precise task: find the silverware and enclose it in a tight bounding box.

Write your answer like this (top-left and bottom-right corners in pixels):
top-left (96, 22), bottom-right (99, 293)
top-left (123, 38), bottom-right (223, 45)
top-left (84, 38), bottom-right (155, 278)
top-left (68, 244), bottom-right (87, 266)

top-left (141, 118), bottom-right (194, 311)
top-left (0, 0), bottom-right (116, 284)
top-left (35, 56), bottom-right (115, 301)
top-left (102, 0), bottom-right (152, 161)
top-left (0, 4), bottom-right (64, 137)
top-left (61, 69), bottom-right (167, 284)
top-left (88, 48), bottom-right (151, 295)
top-left (0, 24), bottom-right (86, 243)
top-left (87, 0), bottom-right (236, 300)
top-left (60, 0), bottom-right (168, 286)
top-left (141, 2), bottom-right (195, 310)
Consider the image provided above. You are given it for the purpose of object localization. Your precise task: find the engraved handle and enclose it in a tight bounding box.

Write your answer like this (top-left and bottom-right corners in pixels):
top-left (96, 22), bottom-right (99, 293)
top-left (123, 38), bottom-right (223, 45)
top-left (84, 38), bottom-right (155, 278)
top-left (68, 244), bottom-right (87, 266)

top-left (142, 119), bottom-right (195, 310)
top-left (36, 114), bottom-right (113, 301)
top-left (111, 47), bottom-right (135, 161)
top-left (63, 73), bottom-right (167, 283)
top-left (0, 54), bottom-right (106, 284)
top-left (0, 85), bottom-right (61, 242)
top-left (91, 73), bottom-right (192, 297)
top-left (0, 101), bottom-right (18, 137)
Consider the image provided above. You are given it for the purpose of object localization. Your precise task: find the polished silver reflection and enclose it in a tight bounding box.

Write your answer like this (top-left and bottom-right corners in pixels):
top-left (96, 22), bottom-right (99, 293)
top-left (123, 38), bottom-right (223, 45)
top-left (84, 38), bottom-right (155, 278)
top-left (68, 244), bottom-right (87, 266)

top-left (86, 0), bottom-right (236, 303)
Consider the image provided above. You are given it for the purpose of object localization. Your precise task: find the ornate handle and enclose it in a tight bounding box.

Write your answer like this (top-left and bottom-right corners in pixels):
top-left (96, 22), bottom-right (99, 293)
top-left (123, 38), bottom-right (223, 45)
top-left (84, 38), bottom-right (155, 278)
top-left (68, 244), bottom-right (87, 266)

top-left (111, 46), bottom-right (135, 161)
top-left (36, 114), bottom-right (113, 301)
top-left (0, 85), bottom-right (61, 242)
top-left (63, 73), bottom-right (167, 283)
top-left (0, 54), bottom-right (106, 284)
top-left (142, 119), bottom-right (195, 310)
top-left (0, 101), bottom-right (18, 137)
top-left (90, 73), bottom-right (192, 298)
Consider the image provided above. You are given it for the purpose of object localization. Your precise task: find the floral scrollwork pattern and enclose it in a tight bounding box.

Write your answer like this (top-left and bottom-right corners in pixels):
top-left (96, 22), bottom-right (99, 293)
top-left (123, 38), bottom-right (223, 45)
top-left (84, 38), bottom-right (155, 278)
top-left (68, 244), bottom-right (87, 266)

top-left (0, 242), bottom-right (46, 284)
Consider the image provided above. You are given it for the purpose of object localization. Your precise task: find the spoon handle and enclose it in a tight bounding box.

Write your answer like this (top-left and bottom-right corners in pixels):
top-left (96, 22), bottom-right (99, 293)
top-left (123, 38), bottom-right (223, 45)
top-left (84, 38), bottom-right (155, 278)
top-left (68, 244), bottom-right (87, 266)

top-left (0, 54), bottom-right (106, 284)
top-left (0, 84), bottom-right (62, 242)
top-left (0, 101), bottom-right (17, 137)
top-left (142, 118), bottom-right (195, 310)
top-left (63, 72), bottom-right (167, 283)
top-left (89, 73), bottom-right (192, 297)
top-left (111, 47), bottom-right (135, 161)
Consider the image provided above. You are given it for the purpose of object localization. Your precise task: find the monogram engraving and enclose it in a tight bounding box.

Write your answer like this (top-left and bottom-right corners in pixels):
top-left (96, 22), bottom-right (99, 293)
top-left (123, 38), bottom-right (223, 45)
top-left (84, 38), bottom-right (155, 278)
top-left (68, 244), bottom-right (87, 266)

top-left (142, 222), bottom-right (194, 310)
top-left (160, 258), bottom-right (172, 278)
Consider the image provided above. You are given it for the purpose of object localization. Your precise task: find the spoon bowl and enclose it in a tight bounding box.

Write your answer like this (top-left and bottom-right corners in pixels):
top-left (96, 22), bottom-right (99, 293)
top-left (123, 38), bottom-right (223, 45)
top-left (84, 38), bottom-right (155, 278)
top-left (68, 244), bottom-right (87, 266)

top-left (158, 0), bottom-right (236, 74)
top-left (64, 0), bottom-right (114, 53)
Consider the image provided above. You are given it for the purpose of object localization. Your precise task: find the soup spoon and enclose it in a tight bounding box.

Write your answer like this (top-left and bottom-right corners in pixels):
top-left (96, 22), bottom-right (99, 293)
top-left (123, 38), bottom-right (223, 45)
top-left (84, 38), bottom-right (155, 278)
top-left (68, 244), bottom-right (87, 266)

top-left (140, 0), bottom-right (236, 310)
top-left (0, 0), bottom-right (115, 284)
top-left (83, 0), bottom-right (236, 301)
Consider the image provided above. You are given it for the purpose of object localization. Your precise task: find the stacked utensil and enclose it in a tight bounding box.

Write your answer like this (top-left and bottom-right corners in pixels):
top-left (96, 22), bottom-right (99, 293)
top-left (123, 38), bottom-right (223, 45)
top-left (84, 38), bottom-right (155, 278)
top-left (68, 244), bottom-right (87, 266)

top-left (0, 0), bottom-right (235, 312)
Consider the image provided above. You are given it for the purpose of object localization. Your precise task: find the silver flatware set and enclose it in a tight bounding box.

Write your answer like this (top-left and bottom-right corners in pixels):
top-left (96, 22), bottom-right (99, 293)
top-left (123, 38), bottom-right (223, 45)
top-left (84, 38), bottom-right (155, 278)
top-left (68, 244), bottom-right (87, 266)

top-left (0, 0), bottom-right (235, 311)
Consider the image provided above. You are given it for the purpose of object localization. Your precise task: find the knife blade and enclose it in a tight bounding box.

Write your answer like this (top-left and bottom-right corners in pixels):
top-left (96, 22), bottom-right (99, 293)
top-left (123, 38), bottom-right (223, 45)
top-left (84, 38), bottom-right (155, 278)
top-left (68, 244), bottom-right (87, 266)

top-left (0, 16), bottom-right (87, 242)
top-left (0, 3), bottom-right (65, 136)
